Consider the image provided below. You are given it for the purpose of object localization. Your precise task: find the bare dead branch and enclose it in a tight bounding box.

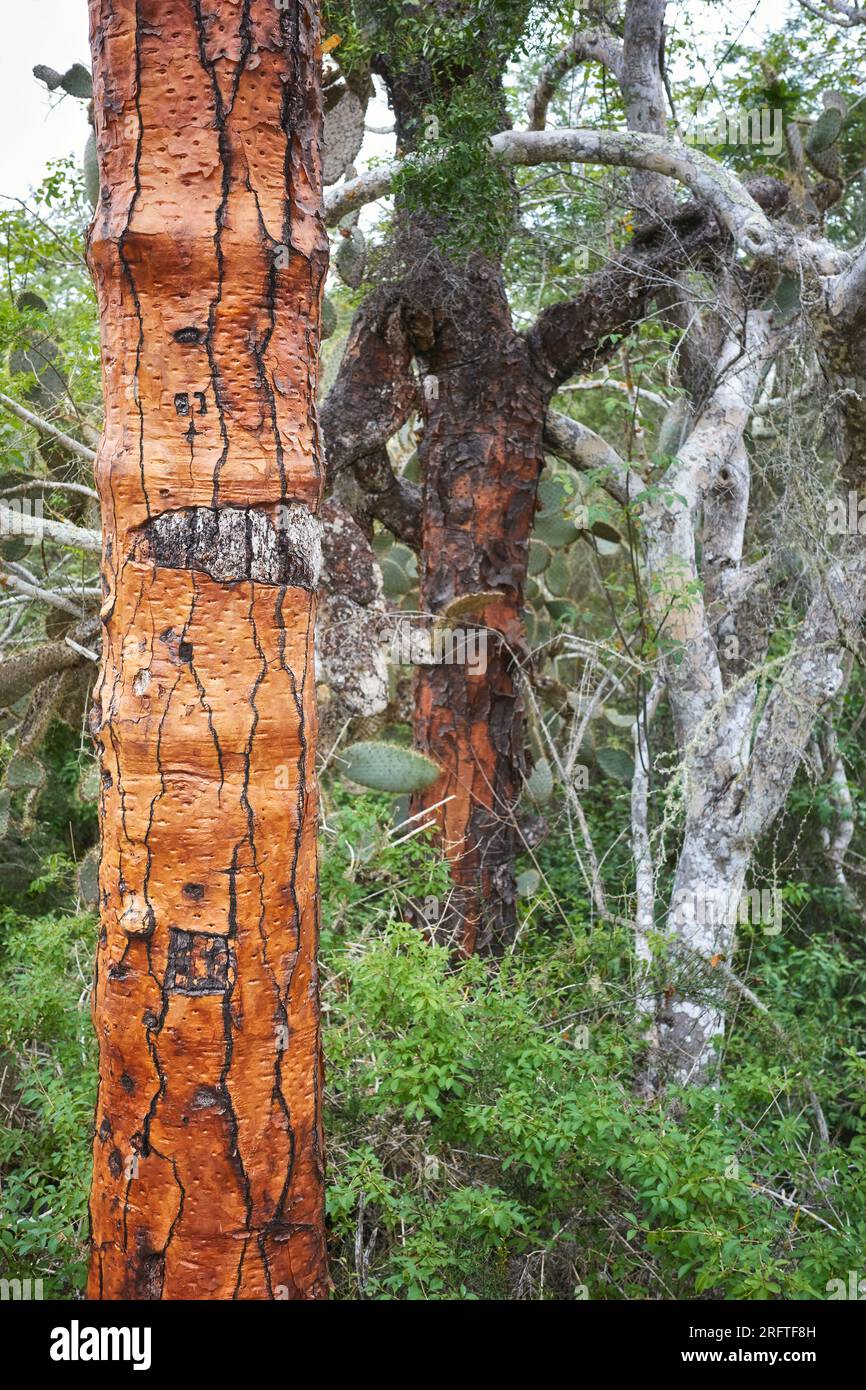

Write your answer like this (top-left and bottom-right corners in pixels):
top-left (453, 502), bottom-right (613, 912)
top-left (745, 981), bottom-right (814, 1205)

top-left (0, 391), bottom-right (97, 465)
top-left (0, 502), bottom-right (101, 554)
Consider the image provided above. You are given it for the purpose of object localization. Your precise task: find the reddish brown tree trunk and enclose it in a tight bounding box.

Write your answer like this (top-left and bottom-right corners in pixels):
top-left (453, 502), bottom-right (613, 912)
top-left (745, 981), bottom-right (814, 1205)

top-left (411, 260), bottom-right (546, 956)
top-left (86, 0), bottom-right (329, 1299)
top-left (321, 29), bottom-right (724, 958)
top-left (408, 206), bottom-right (728, 954)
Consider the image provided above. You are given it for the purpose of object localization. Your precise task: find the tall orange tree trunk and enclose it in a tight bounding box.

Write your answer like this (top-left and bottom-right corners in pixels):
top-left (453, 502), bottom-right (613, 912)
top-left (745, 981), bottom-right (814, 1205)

top-left (86, 0), bottom-right (329, 1300)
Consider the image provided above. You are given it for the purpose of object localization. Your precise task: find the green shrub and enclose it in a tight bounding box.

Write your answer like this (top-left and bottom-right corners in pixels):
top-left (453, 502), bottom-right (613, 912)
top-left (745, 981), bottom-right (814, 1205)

top-left (0, 907), bottom-right (96, 1296)
top-left (2, 790), bottom-right (866, 1299)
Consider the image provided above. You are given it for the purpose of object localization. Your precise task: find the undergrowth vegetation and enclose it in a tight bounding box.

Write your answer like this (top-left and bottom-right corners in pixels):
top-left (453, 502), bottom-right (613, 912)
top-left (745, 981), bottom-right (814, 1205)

top-left (2, 773), bottom-right (864, 1300)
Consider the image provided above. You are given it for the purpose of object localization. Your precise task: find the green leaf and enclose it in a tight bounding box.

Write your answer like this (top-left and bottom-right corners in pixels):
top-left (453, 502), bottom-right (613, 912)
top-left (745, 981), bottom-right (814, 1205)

top-left (60, 64), bottom-right (93, 99)
top-left (524, 756), bottom-right (554, 805)
top-left (527, 539), bottom-right (551, 576)
top-left (534, 514), bottom-right (581, 549)
top-left (516, 867), bottom-right (541, 898)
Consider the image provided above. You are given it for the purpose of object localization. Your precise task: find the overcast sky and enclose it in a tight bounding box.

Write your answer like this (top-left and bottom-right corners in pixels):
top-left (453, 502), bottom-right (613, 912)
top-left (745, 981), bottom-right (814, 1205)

top-left (0, 0), bottom-right (91, 202)
top-left (0, 1), bottom-right (782, 205)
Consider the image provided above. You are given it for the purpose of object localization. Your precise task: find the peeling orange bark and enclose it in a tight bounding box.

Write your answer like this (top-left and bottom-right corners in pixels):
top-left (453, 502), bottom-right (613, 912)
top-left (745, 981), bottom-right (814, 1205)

top-left (410, 262), bottom-right (546, 958)
top-left (86, 0), bottom-right (329, 1299)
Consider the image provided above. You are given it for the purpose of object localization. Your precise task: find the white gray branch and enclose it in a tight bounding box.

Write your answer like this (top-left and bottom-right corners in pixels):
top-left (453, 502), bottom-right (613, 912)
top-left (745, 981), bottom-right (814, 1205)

top-left (326, 128), bottom-right (777, 257)
top-left (526, 28), bottom-right (624, 130)
top-left (0, 479), bottom-right (99, 502)
top-left (0, 391), bottom-right (97, 464)
top-left (543, 410), bottom-right (640, 504)
top-left (0, 570), bottom-right (87, 617)
top-left (0, 502), bottom-right (101, 555)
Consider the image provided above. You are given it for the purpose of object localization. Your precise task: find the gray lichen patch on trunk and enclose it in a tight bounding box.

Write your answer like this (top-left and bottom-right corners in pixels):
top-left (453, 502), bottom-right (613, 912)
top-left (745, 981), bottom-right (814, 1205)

top-left (131, 504), bottom-right (323, 589)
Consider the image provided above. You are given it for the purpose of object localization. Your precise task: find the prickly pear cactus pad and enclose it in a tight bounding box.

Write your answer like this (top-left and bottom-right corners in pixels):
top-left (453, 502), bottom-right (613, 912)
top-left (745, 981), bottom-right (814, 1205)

top-left (339, 741), bottom-right (442, 794)
top-left (322, 86), bottom-right (366, 185)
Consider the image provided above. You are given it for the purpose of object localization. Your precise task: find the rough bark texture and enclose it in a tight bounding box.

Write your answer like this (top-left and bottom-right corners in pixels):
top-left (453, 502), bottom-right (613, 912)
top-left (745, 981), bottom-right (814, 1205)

top-left (638, 316), bottom-right (771, 1085)
top-left (525, 202), bottom-right (725, 390)
top-left (0, 634), bottom-right (92, 708)
top-left (311, 4), bottom-right (866, 1090)
top-left (317, 7), bottom-right (791, 966)
top-left (319, 181), bottom-right (724, 957)
top-left (402, 207), bottom-right (724, 956)
top-left (86, 0), bottom-right (329, 1300)
top-left (411, 257), bottom-right (547, 956)
top-left (316, 497), bottom-right (389, 744)
top-left (319, 288), bottom-right (422, 546)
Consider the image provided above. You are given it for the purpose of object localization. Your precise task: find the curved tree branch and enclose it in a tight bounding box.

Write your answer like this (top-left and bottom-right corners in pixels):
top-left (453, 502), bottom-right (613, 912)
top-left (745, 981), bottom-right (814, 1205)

top-left (525, 199), bottom-right (725, 389)
top-left (496, 129), bottom-right (775, 254)
top-left (350, 446), bottom-right (422, 549)
top-left (543, 410), bottom-right (639, 504)
top-left (526, 27), bottom-right (624, 130)
top-left (326, 127), bottom-right (776, 256)
top-left (320, 288), bottom-right (420, 477)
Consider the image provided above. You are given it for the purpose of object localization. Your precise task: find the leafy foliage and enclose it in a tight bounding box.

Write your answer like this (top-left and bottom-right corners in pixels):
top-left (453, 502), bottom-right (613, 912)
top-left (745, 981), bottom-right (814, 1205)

top-left (3, 782), bottom-right (866, 1300)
